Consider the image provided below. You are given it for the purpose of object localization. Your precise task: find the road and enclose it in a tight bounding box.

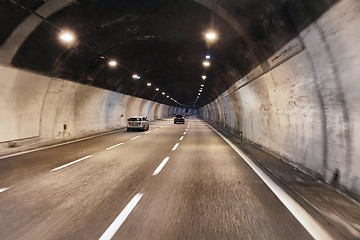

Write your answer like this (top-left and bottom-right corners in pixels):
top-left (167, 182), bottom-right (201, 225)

top-left (0, 117), bottom-right (314, 240)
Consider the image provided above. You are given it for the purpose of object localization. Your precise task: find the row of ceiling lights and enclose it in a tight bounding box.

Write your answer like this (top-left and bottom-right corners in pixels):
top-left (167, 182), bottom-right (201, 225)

top-left (58, 30), bottom-right (184, 105)
top-left (60, 29), bottom-right (218, 109)
top-left (11, 0), bottom-right (219, 109)
top-left (193, 30), bottom-right (218, 107)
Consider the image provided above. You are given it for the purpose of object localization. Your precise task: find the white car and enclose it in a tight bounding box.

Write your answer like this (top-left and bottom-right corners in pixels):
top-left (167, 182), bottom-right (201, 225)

top-left (127, 116), bottom-right (149, 131)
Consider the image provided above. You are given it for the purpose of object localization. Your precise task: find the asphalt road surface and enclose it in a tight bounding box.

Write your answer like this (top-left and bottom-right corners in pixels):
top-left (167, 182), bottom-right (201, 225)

top-left (0, 118), bottom-right (315, 240)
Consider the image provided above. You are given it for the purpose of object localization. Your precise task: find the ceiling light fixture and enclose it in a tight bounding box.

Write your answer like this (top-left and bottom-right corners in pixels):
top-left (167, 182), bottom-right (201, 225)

top-left (147, 83), bottom-right (152, 86)
top-left (132, 74), bottom-right (140, 79)
top-left (201, 84), bottom-right (204, 87)
top-left (162, 92), bottom-right (165, 95)
top-left (202, 75), bottom-right (207, 80)
top-left (155, 88), bottom-right (160, 91)
top-left (203, 61), bottom-right (210, 67)
top-left (108, 60), bottom-right (117, 67)
top-left (205, 31), bottom-right (217, 41)
top-left (59, 31), bottom-right (75, 43)
top-left (205, 55), bottom-right (211, 59)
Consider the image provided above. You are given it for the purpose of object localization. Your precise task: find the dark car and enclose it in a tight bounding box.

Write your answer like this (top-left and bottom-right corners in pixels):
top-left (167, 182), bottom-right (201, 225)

top-left (174, 114), bottom-right (185, 124)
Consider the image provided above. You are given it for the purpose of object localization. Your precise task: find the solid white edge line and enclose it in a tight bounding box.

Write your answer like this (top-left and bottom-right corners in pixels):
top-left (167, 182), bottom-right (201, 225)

top-left (106, 143), bottom-right (124, 150)
top-left (152, 157), bottom-right (170, 175)
top-left (179, 136), bottom-right (184, 141)
top-left (51, 155), bottom-right (92, 171)
top-left (206, 123), bottom-right (333, 240)
top-left (130, 136), bottom-right (140, 140)
top-left (172, 143), bottom-right (180, 151)
top-left (99, 193), bottom-right (143, 240)
top-left (0, 187), bottom-right (11, 193)
top-left (0, 130), bottom-right (123, 160)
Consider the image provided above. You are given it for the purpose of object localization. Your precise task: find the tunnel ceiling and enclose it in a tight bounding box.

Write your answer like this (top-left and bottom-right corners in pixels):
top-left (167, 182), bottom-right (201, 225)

top-left (0, 0), bottom-right (337, 108)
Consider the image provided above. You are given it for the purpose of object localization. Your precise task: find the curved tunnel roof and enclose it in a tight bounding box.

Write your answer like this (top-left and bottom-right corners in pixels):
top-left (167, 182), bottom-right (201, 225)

top-left (0, 0), bottom-right (336, 108)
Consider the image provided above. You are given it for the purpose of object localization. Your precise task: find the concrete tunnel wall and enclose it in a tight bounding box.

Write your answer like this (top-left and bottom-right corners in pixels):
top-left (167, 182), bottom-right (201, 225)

top-left (0, 65), bottom-right (182, 153)
top-left (200, 0), bottom-right (360, 199)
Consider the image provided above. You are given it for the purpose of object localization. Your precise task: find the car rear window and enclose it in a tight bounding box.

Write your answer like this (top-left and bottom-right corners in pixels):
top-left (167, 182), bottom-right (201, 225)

top-left (175, 115), bottom-right (183, 118)
top-left (129, 117), bottom-right (141, 121)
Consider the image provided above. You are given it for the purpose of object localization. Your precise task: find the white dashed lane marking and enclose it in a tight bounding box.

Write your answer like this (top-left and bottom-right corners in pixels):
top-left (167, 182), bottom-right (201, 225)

top-left (106, 143), bottom-right (124, 150)
top-left (179, 136), bottom-right (184, 141)
top-left (172, 143), bottom-right (180, 151)
top-left (99, 193), bottom-right (143, 240)
top-left (0, 187), bottom-right (11, 193)
top-left (152, 157), bottom-right (170, 176)
top-left (130, 136), bottom-right (141, 141)
top-left (51, 155), bottom-right (92, 171)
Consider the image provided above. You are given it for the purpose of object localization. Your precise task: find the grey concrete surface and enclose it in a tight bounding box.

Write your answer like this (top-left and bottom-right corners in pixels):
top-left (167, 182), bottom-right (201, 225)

top-left (200, 0), bottom-right (360, 199)
top-left (0, 65), bottom-right (182, 153)
top-left (0, 118), bottom-right (319, 240)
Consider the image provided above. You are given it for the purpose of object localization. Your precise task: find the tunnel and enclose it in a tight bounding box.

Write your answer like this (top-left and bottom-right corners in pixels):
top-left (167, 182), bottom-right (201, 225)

top-left (0, 0), bottom-right (359, 239)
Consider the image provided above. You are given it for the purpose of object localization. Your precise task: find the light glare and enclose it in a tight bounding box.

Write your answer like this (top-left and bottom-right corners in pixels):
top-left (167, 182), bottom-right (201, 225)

top-left (205, 31), bottom-right (217, 41)
top-left (203, 61), bottom-right (210, 67)
top-left (108, 60), bottom-right (117, 67)
top-left (59, 31), bottom-right (75, 43)
top-left (132, 74), bottom-right (141, 79)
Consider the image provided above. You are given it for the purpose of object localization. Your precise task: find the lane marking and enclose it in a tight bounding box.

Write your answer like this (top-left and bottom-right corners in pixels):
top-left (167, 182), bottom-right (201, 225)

top-left (179, 136), bottom-right (184, 141)
top-left (0, 187), bottom-right (11, 193)
top-left (207, 123), bottom-right (333, 240)
top-left (172, 143), bottom-right (180, 151)
top-left (152, 157), bottom-right (170, 175)
top-left (0, 129), bottom-right (123, 160)
top-left (183, 132), bottom-right (187, 135)
top-left (51, 155), bottom-right (92, 172)
top-left (154, 128), bottom-right (159, 131)
top-left (99, 193), bottom-right (143, 240)
top-left (130, 136), bottom-right (140, 141)
top-left (0, 118), bottom-right (170, 160)
top-left (106, 143), bottom-right (124, 150)
top-left (144, 131), bottom-right (152, 134)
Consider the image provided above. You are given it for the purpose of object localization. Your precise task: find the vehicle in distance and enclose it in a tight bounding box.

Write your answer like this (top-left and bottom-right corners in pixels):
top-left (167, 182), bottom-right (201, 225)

top-left (174, 114), bottom-right (185, 124)
top-left (127, 116), bottom-right (149, 131)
